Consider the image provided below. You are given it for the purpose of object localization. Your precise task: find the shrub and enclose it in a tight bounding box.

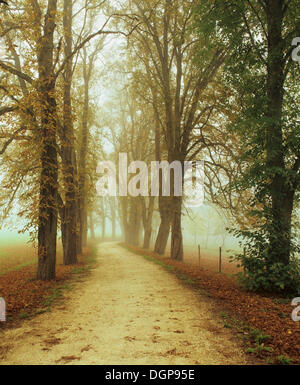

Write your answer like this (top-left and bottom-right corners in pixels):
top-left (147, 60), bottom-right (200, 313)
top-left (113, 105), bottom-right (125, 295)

top-left (231, 249), bottom-right (300, 294)
top-left (229, 228), bottom-right (300, 294)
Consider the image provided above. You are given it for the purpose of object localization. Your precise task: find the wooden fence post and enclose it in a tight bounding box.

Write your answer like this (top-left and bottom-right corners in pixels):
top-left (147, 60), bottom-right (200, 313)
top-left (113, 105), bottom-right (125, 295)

top-left (219, 246), bottom-right (222, 273)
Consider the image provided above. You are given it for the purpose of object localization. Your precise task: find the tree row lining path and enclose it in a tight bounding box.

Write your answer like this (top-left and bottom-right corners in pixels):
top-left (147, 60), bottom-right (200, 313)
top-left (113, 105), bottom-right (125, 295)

top-left (0, 243), bottom-right (248, 365)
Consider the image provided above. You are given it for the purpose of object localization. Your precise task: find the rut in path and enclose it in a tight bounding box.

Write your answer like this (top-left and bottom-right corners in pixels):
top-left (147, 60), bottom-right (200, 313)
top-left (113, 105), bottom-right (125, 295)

top-left (0, 242), bottom-right (248, 364)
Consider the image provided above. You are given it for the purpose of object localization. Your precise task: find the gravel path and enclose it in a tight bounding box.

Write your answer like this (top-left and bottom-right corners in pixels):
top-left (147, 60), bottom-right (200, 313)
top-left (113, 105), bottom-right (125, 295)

top-left (0, 242), bottom-right (248, 365)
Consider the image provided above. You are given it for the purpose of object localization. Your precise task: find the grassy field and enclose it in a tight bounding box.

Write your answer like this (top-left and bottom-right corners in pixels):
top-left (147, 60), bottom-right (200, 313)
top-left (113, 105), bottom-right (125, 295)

top-left (163, 244), bottom-right (242, 275)
top-left (0, 243), bottom-right (36, 275)
top-left (0, 235), bottom-right (63, 275)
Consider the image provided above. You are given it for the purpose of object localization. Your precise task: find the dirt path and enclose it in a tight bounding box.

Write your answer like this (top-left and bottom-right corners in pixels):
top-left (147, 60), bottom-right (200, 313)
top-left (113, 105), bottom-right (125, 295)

top-left (0, 242), bottom-right (248, 365)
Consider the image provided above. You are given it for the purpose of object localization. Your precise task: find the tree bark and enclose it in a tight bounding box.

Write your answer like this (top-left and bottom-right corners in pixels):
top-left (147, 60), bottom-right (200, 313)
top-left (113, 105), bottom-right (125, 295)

top-left (128, 197), bottom-right (142, 246)
top-left (37, 0), bottom-right (58, 280)
top-left (152, 99), bottom-right (171, 255)
top-left (154, 202), bottom-right (171, 255)
top-left (78, 49), bottom-right (89, 252)
top-left (265, 0), bottom-right (295, 265)
top-left (111, 198), bottom-right (116, 240)
top-left (89, 212), bottom-right (95, 240)
top-left (61, 0), bottom-right (77, 265)
top-left (101, 214), bottom-right (106, 240)
top-left (119, 196), bottom-right (129, 243)
top-left (170, 195), bottom-right (183, 261)
top-left (141, 196), bottom-right (155, 249)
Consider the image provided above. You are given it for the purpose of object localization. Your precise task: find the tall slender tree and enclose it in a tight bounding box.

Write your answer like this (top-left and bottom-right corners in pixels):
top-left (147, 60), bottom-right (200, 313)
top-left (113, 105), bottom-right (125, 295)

top-left (194, 0), bottom-right (300, 291)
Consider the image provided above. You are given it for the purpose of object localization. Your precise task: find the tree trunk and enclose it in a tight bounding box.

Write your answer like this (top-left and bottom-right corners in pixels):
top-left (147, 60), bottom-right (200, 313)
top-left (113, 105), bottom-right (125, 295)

top-left (170, 195), bottom-right (183, 261)
top-left (143, 225), bottom-right (152, 249)
top-left (78, 49), bottom-right (89, 251)
top-left (61, 0), bottom-right (77, 265)
top-left (152, 102), bottom-right (171, 255)
top-left (77, 208), bottom-right (83, 254)
top-left (110, 197), bottom-right (116, 240)
top-left (89, 212), bottom-right (95, 240)
top-left (101, 214), bottom-right (106, 240)
top-left (119, 197), bottom-right (128, 242)
top-left (141, 196), bottom-right (155, 249)
top-left (265, 0), bottom-right (294, 265)
top-left (169, 152), bottom-right (183, 261)
top-left (128, 197), bottom-right (142, 246)
top-left (60, 206), bottom-right (67, 256)
top-left (82, 212), bottom-right (88, 246)
top-left (37, 134), bottom-right (58, 280)
top-left (37, 0), bottom-right (58, 280)
top-left (112, 211), bottom-right (116, 240)
top-left (268, 191), bottom-right (295, 265)
top-left (154, 202), bottom-right (171, 255)
top-left (58, 194), bottom-right (67, 260)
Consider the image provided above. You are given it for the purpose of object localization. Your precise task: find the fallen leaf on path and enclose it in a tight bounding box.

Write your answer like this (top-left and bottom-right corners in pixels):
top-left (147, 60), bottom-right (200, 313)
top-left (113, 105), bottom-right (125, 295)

top-left (81, 345), bottom-right (91, 352)
top-left (56, 355), bottom-right (81, 363)
top-left (124, 336), bottom-right (136, 341)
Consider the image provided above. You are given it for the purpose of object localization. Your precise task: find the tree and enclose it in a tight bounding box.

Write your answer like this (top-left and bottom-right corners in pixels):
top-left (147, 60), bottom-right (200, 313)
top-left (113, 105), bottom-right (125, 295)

top-left (35, 0), bottom-right (59, 280)
top-left (0, 0), bottom-right (121, 279)
top-left (194, 0), bottom-right (300, 292)
top-left (59, 0), bottom-right (78, 265)
top-left (77, 39), bottom-right (104, 252)
top-left (121, 0), bottom-right (225, 260)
